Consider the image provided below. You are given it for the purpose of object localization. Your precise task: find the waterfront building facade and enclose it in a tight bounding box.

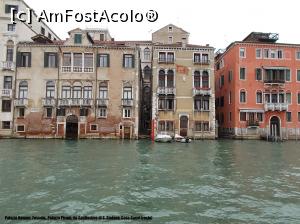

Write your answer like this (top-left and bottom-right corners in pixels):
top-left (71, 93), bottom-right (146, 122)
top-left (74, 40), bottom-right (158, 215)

top-left (0, 0), bottom-right (59, 137)
top-left (152, 25), bottom-right (216, 139)
top-left (215, 32), bottom-right (300, 140)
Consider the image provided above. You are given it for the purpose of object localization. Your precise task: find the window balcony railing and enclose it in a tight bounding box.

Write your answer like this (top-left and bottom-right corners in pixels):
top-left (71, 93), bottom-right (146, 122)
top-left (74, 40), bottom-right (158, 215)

top-left (122, 99), bottom-right (134, 107)
top-left (157, 87), bottom-right (176, 95)
top-left (96, 99), bottom-right (108, 107)
top-left (70, 98), bottom-right (81, 106)
top-left (81, 98), bottom-right (93, 107)
top-left (193, 88), bottom-right (212, 96)
top-left (1, 61), bottom-right (15, 71)
top-left (264, 79), bottom-right (285, 84)
top-left (194, 59), bottom-right (210, 65)
top-left (58, 99), bottom-right (71, 106)
top-left (14, 98), bottom-right (28, 107)
top-left (73, 66), bottom-right (83, 72)
top-left (61, 66), bottom-right (94, 73)
top-left (42, 98), bottom-right (56, 107)
top-left (62, 66), bottom-right (71, 72)
top-left (1, 89), bottom-right (12, 98)
top-left (158, 58), bottom-right (174, 64)
top-left (247, 120), bottom-right (260, 127)
top-left (264, 103), bottom-right (288, 111)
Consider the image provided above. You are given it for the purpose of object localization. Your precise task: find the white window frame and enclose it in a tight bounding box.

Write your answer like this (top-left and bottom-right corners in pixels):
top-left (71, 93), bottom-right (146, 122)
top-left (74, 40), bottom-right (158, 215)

top-left (98, 108), bottom-right (107, 118)
top-left (256, 90), bottom-right (263, 104)
top-left (256, 48), bottom-right (262, 59)
top-left (239, 89), bottom-right (247, 104)
top-left (123, 108), bottom-right (131, 118)
top-left (239, 67), bottom-right (246, 80)
top-left (239, 47), bottom-right (246, 58)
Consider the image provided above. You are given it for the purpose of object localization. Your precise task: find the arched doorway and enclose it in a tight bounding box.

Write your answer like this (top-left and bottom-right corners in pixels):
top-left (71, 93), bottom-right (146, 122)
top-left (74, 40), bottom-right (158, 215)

top-left (180, 115), bottom-right (189, 137)
top-left (270, 116), bottom-right (280, 137)
top-left (66, 115), bottom-right (78, 139)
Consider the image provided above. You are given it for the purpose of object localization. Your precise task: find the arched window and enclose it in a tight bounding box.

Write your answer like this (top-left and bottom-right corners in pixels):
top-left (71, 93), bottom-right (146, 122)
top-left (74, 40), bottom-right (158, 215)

top-left (99, 82), bottom-right (108, 99)
top-left (167, 70), bottom-right (174, 87)
top-left (158, 69), bottom-right (165, 87)
top-left (73, 86), bottom-right (82, 99)
top-left (194, 71), bottom-right (201, 88)
top-left (19, 81), bottom-right (28, 99)
top-left (202, 71), bottom-right (209, 88)
top-left (144, 48), bottom-right (151, 61)
top-left (240, 90), bottom-right (246, 103)
top-left (144, 66), bottom-right (151, 80)
top-left (46, 81), bottom-right (55, 98)
top-left (83, 86), bottom-right (92, 99)
top-left (6, 40), bottom-right (14, 62)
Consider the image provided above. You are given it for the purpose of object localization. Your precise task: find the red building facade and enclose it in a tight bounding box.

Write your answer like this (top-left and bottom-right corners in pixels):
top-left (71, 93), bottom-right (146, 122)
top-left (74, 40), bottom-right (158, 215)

top-left (215, 32), bottom-right (300, 140)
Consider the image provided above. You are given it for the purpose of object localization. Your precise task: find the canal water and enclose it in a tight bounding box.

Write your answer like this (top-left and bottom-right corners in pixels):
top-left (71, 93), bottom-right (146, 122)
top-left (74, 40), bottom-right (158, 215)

top-left (0, 140), bottom-right (300, 224)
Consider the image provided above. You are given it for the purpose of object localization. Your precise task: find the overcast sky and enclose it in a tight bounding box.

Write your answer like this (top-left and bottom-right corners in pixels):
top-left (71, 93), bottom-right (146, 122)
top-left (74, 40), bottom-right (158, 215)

top-left (25, 0), bottom-right (300, 50)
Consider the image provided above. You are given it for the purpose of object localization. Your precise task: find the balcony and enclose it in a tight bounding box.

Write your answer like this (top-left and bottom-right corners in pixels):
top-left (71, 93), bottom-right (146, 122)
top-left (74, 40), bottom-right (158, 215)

top-left (122, 99), bottom-right (134, 107)
top-left (61, 66), bottom-right (71, 72)
top-left (193, 88), bottom-right (212, 96)
top-left (264, 79), bottom-right (285, 84)
top-left (81, 98), bottom-right (93, 107)
top-left (42, 98), bottom-right (56, 107)
top-left (70, 98), bottom-right (81, 106)
top-left (247, 120), bottom-right (260, 127)
top-left (264, 103), bottom-right (288, 111)
top-left (58, 99), bottom-right (70, 106)
top-left (157, 87), bottom-right (176, 95)
top-left (14, 98), bottom-right (28, 107)
top-left (61, 66), bottom-right (94, 73)
top-left (96, 99), bottom-right (108, 107)
top-left (1, 89), bottom-right (12, 98)
top-left (1, 61), bottom-right (15, 71)
top-left (194, 59), bottom-right (210, 65)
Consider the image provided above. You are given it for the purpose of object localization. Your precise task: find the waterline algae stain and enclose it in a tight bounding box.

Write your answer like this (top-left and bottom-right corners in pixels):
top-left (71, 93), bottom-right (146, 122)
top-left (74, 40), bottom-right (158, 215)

top-left (0, 140), bottom-right (300, 223)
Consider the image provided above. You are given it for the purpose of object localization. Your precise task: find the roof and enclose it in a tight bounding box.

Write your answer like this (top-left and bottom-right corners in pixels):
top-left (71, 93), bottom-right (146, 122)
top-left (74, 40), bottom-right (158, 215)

top-left (152, 24), bottom-right (190, 35)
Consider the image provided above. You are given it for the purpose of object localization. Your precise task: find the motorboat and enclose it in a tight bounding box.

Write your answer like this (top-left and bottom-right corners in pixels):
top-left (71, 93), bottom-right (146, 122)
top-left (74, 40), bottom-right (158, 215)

top-left (175, 134), bottom-right (192, 143)
top-left (155, 133), bottom-right (172, 143)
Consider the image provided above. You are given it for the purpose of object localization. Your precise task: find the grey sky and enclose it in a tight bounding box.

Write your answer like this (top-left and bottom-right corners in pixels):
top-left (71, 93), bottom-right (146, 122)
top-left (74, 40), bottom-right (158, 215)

top-left (26, 0), bottom-right (300, 49)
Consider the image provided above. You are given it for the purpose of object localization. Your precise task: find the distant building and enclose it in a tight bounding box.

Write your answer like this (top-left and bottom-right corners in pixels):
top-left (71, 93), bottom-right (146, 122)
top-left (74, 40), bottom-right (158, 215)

top-left (152, 24), bottom-right (216, 139)
top-left (215, 32), bottom-right (300, 140)
top-left (0, 0), bottom-right (60, 137)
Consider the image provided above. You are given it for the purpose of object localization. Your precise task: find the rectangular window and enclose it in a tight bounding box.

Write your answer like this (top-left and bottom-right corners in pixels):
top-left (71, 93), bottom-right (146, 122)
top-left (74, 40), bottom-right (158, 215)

top-left (159, 52), bottom-right (166, 62)
top-left (255, 68), bottom-right (262, 80)
top-left (158, 98), bottom-right (174, 110)
top-left (46, 108), bottom-right (52, 118)
top-left (90, 124), bottom-right (98, 131)
top-left (7, 24), bottom-right (16, 32)
top-left (240, 91), bottom-right (246, 103)
top-left (298, 112), bottom-right (300, 122)
top-left (84, 53), bottom-right (93, 72)
top-left (285, 69), bottom-right (291, 81)
top-left (298, 93), bottom-right (300, 104)
top-left (168, 36), bottom-right (173, 44)
top-left (194, 53), bottom-right (201, 63)
top-left (18, 52), bottom-right (31, 67)
top-left (98, 54), bottom-right (109, 67)
top-left (100, 34), bottom-right (105, 41)
top-left (5, 5), bottom-right (18, 14)
top-left (264, 49), bottom-right (269, 58)
top-left (4, 76), bottom-right (12, 89)
top-left (73, 53), bottom-right (83, 68)
top-left (17, 125), bottom-right (25, 132)
top-left (256, 92), bottom-right (263, 104)
top-left (41, 27), bottom-right (45, 35)
top-left (297, 70), bottom-right (300, 82)
top-left (80, 108), bottom-right (89, 117)
top-left (256, 49), bottom-right (262, 58)
top-left (270, 50), bottom-right (276, 59)
top-left (277, 50), bottom-right (283, 59)
top-left (123, 54), bottom-right (134, 68)
top-left (123, 108), bottom-right (131, 118)
top-left (63, 53), bottom-right (71, 66)
top-left (296, 51), bottom-right (300, 60)
top-left (257, 113), bottom-right (263, 122)
top-left (6, 48), bottom-right (13, 62)
top-left (240, 48), bottom-right (246, 58)
top-left (240, 67), bottom-right (246, 80)
top-left (167, 52), bottom-right (174, 63)
top-left (286, 93), bottom-right (291, 104)
top-left (56, 108), bottom-right (66, 116)
top-left (229, 91), bottom-right (232, 104)
top-left (2, 100), bottom-right (11, 112)
top-left (286, 112), bottom-right (292, 122)
top-left (2, 121), bottom-right (11, 129)
top-left (62, 86), bottom-right (71, 98)
top-left (98, 108), bottom-right (107, 118)
top-left (44, 53), bottom-right (57, 68)
top-left (48, 33), bottom-right (52, 40)
top-left (123, 87), bottom-right (132, 99)
top-left (19, 108), bottom-right (25, 117)
top-left (240, 112), bottom-right (246, 121)
top-left (74, 34), bottom-right (82, 44)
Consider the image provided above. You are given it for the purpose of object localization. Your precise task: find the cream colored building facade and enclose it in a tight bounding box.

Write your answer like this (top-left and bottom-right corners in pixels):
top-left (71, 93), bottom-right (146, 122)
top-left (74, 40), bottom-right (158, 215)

top-left (152, 25), bottom-right (216, 139)
top-left (0, 0), bottom-right (59, 137)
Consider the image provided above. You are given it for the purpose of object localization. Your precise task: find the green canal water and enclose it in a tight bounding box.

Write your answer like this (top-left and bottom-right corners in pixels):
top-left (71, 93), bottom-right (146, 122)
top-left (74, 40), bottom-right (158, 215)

top-left (0, 140), bottom-right (300, 224)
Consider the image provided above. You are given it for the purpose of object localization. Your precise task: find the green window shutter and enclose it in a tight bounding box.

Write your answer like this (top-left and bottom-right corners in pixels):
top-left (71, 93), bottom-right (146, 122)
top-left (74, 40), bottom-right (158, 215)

top-left (5, 5), bottom-right (10, 13)
top-left (96, 54), bottom-right (100, 67)
top-left (28, 52), bottom-right (31, 67)
top-left (107, 54), bottom-right (110, 67)
top-left (132, 55), bottom-right (135, 68)
top-left (16, 52), bottom-right (21, 67)
top-left (44, 52), bottom-right (49, 68)
top-left (54, 53), bottom-right (58, 68)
